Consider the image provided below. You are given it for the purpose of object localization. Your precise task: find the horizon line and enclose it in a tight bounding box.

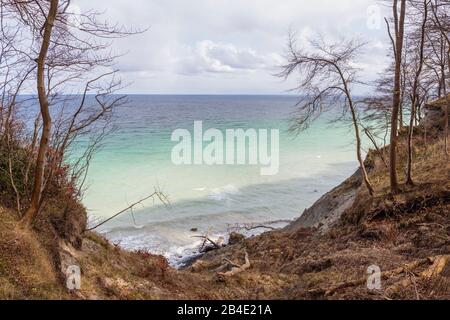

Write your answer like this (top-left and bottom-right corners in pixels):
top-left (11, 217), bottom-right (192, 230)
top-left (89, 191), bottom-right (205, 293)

top-left (18, 93), bottom-right (303, 96)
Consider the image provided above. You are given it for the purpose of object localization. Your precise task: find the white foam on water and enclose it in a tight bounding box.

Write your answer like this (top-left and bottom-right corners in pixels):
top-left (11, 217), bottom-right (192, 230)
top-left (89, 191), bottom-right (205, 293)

top-left (90, 160), bottom-right (359, 268)
top-left (208, 184), bottom-right (240, 201)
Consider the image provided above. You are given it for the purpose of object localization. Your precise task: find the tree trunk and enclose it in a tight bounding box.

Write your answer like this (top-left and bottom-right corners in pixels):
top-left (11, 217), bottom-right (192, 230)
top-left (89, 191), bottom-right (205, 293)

top-left (430, 1), bottom-right (449, 156)
top-left (444, 47), bottom-right (449, 157)
top-left (337, 65), bottom-right (374, 196)
top-left (444, 81), bottom-right (449, 157)
top-left (442, 46), bottom-right (450, 157)
top-left (406, 0), bottom-right (428, 186)
top-left (20, 0), bottom-right (59, 228)
top-left (406, 97), bottom-right (418, 186)
top-left (351, 108), bottom-right (374, 196)
top-left (390, 0), bottom-right (406, 195)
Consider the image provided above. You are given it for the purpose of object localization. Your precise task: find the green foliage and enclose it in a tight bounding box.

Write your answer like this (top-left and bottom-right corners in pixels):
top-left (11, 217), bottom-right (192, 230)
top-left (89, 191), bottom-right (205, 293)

top-left (0, 138), bottom-right (30, 206)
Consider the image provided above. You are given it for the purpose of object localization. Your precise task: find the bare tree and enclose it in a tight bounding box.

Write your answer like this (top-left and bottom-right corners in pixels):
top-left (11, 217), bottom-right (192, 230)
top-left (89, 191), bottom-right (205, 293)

top-left (386, 0), bottom-right (407, 194)
top-left (405, 0), bottom-right (430, 186)
top-left (430, 0), bottom-right (450, 155)
top-left (18, 0), bottom-right (59, 227)
top-left (2, 0), bottom-right (140, 228)
top-left (0, 2), bottom-right (35, 214)
top-left (280, 33), bottom-right (375, 196)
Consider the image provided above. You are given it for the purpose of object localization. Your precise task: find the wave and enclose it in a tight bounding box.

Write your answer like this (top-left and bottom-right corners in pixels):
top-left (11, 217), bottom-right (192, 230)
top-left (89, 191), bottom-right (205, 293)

top-left (104, 218), bottom-right (292, 268)
top-left (207, 184), bottom-right (240, 201)
top-left (95, 161), bottom-right (358, 267)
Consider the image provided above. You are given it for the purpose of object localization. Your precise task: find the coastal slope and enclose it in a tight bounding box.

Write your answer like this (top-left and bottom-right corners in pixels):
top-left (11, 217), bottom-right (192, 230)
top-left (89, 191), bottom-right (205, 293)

top-left (0, 131), bottom-right (449, 300)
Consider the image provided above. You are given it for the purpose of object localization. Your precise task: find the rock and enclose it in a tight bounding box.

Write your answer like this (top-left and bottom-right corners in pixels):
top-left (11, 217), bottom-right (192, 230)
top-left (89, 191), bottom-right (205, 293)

top-left (59, 240), bottom-right (81, 286)
top-left (200, 244), bottom-right (217, 253)
top-left (228, 232), bottom-right (245, 245)
top-left (190, 228), bottom-right (198, 232)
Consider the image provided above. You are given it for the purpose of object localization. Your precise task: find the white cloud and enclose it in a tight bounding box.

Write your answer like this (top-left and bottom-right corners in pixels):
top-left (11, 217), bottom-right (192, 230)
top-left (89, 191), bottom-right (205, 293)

top-left (72, 0), bottom-right (389, 94)
top-left (176, 40), bottom-right (283, 75)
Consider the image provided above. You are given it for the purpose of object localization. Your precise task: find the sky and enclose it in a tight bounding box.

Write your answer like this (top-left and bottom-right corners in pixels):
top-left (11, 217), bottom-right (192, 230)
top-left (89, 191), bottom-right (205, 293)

top-left (72, 0), bottom-right (391, 95)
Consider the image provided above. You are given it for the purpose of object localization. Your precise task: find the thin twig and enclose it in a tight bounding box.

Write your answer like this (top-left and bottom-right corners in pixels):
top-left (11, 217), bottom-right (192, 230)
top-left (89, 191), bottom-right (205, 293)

top-left (86, 189), bottom-right (168, 231)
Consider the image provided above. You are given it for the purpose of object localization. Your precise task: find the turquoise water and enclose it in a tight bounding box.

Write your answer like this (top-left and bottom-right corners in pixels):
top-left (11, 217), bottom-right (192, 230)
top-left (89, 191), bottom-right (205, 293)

top-left (73, 95), bottom-right (359, 266)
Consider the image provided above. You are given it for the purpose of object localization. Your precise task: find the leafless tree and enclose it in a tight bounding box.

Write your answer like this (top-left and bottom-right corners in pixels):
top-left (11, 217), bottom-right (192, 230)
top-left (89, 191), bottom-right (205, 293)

top-left (386, 0), bottom-right (407, 195)
top-left (0, 2), bottom-right (35, 213)
top-left (1, 0), bottom-right (141, 228)
top-left (279, 33), bottom-right (375, 196)
top-left (405, 0), bottom-right (430, 186)
top-left (430, 0), bottom-right (449, 155)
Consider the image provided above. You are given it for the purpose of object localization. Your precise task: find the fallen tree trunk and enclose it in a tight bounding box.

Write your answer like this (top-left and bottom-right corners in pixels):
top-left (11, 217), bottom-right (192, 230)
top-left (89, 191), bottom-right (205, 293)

top-left (309, 256), bottom-right (450, 297)
top-left (217, 251), bottom-right (251, 281)
top-left (386, 255), bottom-right (450, 296)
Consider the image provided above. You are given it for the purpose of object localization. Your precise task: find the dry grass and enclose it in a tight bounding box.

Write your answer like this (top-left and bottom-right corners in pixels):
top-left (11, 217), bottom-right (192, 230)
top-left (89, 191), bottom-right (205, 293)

top-left (194, 133), bottom-right (450, 300)
top-left (0, 207), bottom-right (66, 299)
top-left (0, 132), bottom-right (448, 300)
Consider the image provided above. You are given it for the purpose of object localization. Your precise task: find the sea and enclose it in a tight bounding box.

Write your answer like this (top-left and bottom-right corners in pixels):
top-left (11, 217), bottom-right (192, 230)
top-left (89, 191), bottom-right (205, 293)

top-left (67, 95), bottom-right (360, 267)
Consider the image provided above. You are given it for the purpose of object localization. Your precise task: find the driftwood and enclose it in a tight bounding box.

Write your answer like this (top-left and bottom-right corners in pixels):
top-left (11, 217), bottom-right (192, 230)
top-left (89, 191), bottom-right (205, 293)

top-left (217, 251), bottom-right (251, 280)
top-left (192, 235), bottom-right (224, 252)
top-left (227, 220), bottom-right (291, 234)
top-left (244, 225), bottom-right (276, 231)
top-left (309, 255), bottom-right (450, 297)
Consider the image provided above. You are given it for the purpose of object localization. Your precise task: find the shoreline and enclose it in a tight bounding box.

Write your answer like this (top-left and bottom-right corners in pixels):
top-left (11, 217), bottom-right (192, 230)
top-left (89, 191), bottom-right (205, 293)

top-left (95, 162), bottom-right (361, 269)
top-left (100, 218), bottom-right (293, 268)
top-left (178, 219), bottom-right (294, 269)
top-left (1, 131), bottom-right (449, 299)
top-left (178, 166), bottom-right (363, 269)
top-left (88, 160), bottom-right (360, 267)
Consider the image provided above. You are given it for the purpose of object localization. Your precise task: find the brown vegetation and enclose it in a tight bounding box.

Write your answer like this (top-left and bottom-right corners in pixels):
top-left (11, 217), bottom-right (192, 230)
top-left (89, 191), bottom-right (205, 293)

top-left (0, 126), bottom-right (448, 300)
top-left (1, 0), bottom-right (449, 300)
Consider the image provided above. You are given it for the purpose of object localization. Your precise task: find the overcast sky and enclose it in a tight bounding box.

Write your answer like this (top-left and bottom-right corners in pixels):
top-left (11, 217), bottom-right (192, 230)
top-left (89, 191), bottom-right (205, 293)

top-left (72, 0), bottom-right (390, 94)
